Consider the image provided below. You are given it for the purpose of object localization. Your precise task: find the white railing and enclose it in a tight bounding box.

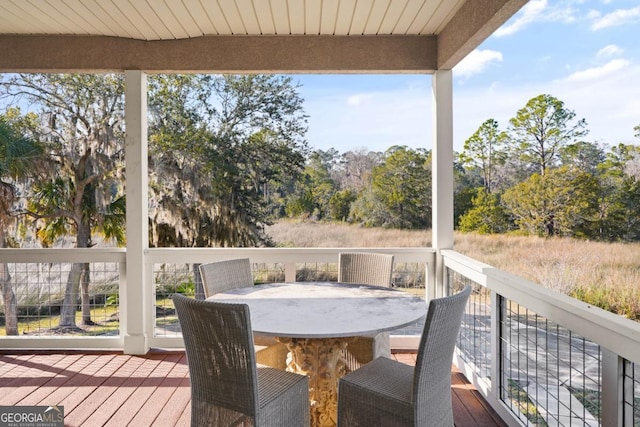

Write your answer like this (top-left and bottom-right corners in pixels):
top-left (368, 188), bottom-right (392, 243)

top-left (0, 248), bottom-right (126, 349)
top-left (0, 247), bottom-right (434, 350)
top-left (442, 249), bottom-right (640, 427)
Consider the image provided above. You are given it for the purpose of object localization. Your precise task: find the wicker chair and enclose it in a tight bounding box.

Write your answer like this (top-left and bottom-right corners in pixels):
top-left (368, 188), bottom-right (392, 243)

top-left (172, 294), bottom-right (310, 427)
top-left (338, 252), bottom-right (395, 369)
top-left (199, 258), bottom-right (254, 298)
top-left (338, 252), bottom-right (395, 288)
top-left (337, 286), bottom-right (471, 427)
top-left (198, 258), bottom-right (288, 370)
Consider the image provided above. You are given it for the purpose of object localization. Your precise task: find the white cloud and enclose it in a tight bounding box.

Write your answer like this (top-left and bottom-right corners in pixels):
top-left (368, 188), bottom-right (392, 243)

top-left (346, 94), bottom-right (373, 106)
top-left (597, 44), bottom-right (623, 57)
top-left (494, 0), bottom-right (580, 37)
top-left (563, 59), bottom-right (630, 82)
top-left (302, 62), bottom-right (640, 153)
top-left (454, 49), bottom-right (503, 78)
top-left (455, 63), bottom-right (640, 148)
top-left (591, 6), bottom-right (640, 30)
top-left (495, 0), bottom-right (548, 37)
top-left (587, 9), bottom-right (601, 20)
top-left (545, 4), bottom-right (578, 23)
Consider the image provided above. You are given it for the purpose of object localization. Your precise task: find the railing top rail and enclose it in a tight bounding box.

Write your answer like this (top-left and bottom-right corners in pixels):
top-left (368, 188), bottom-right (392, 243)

top-left (0, 248), bottom-right (434, 262)
top-left (0, 248), bottom-right (126, 263)
top-left (146, 247), bottom-right (435, 264)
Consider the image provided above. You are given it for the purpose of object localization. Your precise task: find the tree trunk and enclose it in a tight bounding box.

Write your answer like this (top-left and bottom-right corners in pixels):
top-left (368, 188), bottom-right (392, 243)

top-left (544, 214), bottom-right (556, 237)
top-left (80, 263), bottom-right (94, 325)
top-left (59, 262), bottom-right (83, 327)
top-left (1, 265), bottom-right (18, 335)
top-left (59, 222), bottom-right (92, 328)
top-left (0, 231), bottom-right (18, 335)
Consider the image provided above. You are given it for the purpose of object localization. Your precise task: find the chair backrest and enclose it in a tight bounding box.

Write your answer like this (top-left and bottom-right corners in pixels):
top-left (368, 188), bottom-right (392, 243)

top-left (199, 258), bottom-right (253, 298)
top-left (172, 294), bottom-right (259, 425)
top-left (338, 252), bottom-right (394, 287)
top-left (412, 286), bottom-right (471, 426)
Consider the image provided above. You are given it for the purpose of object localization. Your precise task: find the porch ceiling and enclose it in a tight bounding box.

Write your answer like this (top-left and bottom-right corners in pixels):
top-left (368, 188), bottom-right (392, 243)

top-left (1, 0), bottom-right (468, 39)
top-left (0, 0), bottom-right (527, 73)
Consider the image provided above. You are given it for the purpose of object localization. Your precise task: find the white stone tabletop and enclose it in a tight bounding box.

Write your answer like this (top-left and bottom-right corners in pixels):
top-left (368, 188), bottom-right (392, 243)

top-left (208, 281), bottom-right (427, 338)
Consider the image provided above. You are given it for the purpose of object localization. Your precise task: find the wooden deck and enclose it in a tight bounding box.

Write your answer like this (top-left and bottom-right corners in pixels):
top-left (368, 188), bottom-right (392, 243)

top-left (0, 350), bottom-right (507, 426)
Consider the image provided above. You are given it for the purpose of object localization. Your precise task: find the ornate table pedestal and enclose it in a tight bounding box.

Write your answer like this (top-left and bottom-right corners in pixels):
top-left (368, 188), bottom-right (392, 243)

top-left (277, 337), bottom-right (352, 427)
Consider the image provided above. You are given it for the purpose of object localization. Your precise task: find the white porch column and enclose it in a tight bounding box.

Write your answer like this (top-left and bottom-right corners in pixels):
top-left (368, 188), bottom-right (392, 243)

top-left (431, 70), bottom-right (454, 299)
top-left (124, 70), bottom-right (149, 354)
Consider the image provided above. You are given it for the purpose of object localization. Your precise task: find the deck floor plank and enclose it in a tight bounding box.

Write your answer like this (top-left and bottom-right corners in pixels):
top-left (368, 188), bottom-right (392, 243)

top-left (18, 354), bottom-right (86, 406)
top-left (5, 353), bottom-right (80, 405)
top-left (19, 353), bottom-right (118, 410)
top-left (58, 354), bottom-right (133, 422)
top-left (81, 355), bottom-right (158, 426)
top-left (104, 353), bottom-right (185, 427)
top-left (52, 355), bottom-right (128, 425)
top-left (0, 354), bottom-right (61, 402)
top-left (0, 354), bottom-right (35, 376)
top-left (150, 376), bottom-right (192, 427)
top-left (451, 369), bottom-right (507, 426)
top-left (0, 351), bottom-right (507, 427)
top-left (67, 355), bottom-right (151, 426)
top-left (126, 352), bottom-right (189, 427)
top-left (26, 354), bottom-right (108, 407)
top-left (176, 402), bottom-right (192, 427)
top-left (0, 353), bottom-right (45, 388)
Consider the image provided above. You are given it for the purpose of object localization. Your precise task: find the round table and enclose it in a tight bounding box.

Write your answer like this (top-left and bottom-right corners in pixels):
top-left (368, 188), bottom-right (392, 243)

top-left (209, 282), bottom-right (427, 427)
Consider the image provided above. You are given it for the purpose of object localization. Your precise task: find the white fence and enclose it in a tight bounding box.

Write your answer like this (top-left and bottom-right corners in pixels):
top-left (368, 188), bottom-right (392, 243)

top-left (0, 247), bottom-right (434, 350)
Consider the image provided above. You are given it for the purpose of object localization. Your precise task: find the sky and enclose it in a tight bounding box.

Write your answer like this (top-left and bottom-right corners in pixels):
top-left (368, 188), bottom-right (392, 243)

top-left (291, 0), bottom-right (640, 154)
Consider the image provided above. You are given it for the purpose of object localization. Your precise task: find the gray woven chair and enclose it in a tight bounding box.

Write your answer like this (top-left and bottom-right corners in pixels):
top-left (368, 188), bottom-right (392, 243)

top-left (172, 294), bottom-right (310, 427)
top-left (338, 252), bottom-right (395, 288)
top-left (337, 286), bottom-right (472, 427)
top-left (338, 252), bottom-right (395, 368)
top-left (199, 258), bottom-right (288, 370)
top-left (199, 258), bottom-right (254, 298)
